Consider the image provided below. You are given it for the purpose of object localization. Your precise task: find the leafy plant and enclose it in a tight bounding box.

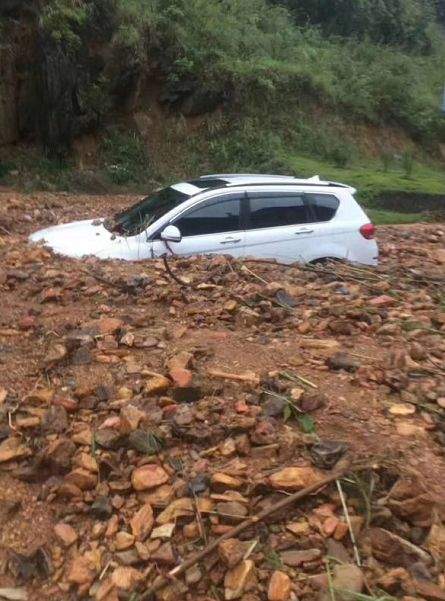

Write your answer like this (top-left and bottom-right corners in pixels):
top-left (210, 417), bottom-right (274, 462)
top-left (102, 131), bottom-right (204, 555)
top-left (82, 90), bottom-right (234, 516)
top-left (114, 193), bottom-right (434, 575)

top-left (297, 413), bottom-right (317, 433)
top-left (262, 389), bottom-right (317, 433)
top-left (41, 0), bottom-right (88, 49)
top-left (401, 151), bottom-right (415, 177)
top-left (0, 161), bottom-right (13, 179)
top-left (102, 129), bottom-right (149, 185)
top-left (380, 151), bottom-right (393, 172)
top-left (265, 548), bottom-right (284, 570)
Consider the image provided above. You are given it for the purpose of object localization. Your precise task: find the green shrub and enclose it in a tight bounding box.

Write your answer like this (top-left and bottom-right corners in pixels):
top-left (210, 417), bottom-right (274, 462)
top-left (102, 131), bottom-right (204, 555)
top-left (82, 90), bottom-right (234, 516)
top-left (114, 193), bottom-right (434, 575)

top-left (102, 129), bottom-right (150, 185)
top-left (273, 0), bottom-right (438, 52)
top-left (41, 0), bottom-right (88, 49)
top-left (26, 0), bottom-right (445, 172)
top-left (401, 151), bottom-right (415, 177)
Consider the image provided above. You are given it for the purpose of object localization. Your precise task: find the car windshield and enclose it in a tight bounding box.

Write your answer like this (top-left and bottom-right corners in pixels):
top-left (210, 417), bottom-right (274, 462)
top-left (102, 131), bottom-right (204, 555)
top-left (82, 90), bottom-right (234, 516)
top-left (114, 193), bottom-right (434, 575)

top-left (104, 186), bottom-right (189, 236)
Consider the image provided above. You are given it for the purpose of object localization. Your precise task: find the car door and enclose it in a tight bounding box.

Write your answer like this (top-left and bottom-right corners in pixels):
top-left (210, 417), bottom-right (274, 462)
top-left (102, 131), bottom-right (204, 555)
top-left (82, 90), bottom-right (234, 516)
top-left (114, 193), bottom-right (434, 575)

top-left (244, 189), bottom-right (313, 263)
top-left (301, 192), bottom-right (346, 261)
top-left (151, 192), bottom-right (246, 258)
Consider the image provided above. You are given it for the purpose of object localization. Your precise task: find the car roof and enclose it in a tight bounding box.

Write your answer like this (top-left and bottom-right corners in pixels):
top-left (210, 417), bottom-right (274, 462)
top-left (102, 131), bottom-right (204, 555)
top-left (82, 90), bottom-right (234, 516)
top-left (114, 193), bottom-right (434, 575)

top-left (189, 174), bottom-right (353, 190)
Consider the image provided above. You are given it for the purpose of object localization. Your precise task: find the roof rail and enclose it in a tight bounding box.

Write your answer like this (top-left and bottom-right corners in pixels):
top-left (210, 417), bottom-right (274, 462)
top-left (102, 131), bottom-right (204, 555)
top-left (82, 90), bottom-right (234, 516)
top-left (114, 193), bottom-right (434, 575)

top-left (199, 173), bottom-right (296, 180)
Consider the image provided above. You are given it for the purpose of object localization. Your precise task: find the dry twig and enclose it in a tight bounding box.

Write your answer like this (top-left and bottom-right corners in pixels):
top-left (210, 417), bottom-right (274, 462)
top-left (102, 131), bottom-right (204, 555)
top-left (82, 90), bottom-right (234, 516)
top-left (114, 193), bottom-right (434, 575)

top-left (140, 458), bottom-right (354, 600)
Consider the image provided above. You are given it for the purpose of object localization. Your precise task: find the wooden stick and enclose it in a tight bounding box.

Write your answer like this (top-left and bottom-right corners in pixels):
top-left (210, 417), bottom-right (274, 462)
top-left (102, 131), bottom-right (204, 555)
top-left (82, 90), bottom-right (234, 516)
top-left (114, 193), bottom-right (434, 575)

top-left (140, 459), bottom-right (353, 600)
top-left (162, 255), bottom-right (189, 287)
top-left (336, 479), bottom-right (361, 566)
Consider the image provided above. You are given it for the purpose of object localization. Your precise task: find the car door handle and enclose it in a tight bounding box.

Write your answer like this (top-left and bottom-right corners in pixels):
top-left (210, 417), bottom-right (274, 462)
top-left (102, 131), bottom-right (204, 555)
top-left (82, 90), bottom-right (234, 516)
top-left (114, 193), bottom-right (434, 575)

top-left (220, 237), bottom-right (242, 244)
top-left (294, 228), bottom-right (314, 234)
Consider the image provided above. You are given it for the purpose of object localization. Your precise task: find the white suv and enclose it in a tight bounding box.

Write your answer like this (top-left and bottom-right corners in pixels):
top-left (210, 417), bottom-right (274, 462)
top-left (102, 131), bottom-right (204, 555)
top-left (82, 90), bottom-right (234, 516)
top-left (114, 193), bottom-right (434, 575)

top-left (30, 174), bottom-right (378, 265)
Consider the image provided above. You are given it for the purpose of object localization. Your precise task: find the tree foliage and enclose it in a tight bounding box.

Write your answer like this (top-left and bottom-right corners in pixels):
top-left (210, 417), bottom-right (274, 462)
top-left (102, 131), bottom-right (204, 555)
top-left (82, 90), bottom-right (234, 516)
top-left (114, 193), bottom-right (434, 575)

top-left (3, 0), bottom-right (443, 159)
top-left (272, 0), bottom-right (440, 51)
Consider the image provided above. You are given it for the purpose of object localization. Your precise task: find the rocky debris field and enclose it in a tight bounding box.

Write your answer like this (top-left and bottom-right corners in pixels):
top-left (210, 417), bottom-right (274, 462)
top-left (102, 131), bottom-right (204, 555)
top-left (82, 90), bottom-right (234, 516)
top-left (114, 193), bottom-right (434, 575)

top-left (0, 191), bottom-right (444, 601)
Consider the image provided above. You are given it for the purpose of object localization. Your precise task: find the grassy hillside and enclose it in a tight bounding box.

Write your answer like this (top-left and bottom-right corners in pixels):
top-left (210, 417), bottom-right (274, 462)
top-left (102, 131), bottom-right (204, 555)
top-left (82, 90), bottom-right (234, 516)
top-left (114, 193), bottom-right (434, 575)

top-left (0, 0), bottom-right (444, 224)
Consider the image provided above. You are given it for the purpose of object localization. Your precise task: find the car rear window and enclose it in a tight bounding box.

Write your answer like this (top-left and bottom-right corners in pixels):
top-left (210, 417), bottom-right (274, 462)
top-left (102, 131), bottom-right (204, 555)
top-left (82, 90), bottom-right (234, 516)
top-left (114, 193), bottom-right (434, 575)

top-left (306, 193), bottom-right (339, 222)
top-left (247, 192), bottom-right (308, 229)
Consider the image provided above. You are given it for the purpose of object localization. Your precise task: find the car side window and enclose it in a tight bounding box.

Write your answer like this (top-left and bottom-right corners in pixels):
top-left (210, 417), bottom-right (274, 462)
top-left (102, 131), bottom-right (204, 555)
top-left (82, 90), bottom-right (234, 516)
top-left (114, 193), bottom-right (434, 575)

top-left (247, 192), bottom-right (308, 229)
top-left (174, 195), bottom-right (242, 237)
top-left (306, 193), bottom-right (339, 222)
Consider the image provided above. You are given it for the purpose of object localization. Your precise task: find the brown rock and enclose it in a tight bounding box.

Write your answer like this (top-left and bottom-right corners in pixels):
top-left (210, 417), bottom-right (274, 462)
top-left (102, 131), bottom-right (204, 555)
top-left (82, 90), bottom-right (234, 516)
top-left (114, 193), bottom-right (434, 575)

top-left (218, 538), bottom-right (250, 568)
top-left (115, 531), bottom-right (135, 551)
top-left (369, 295), bottom-right (396, 307)
top-left (323, 516), bottom-right (339, 536)
top-left (300, 338), bottom-right (340, 352)
top-left (327, 352), bottom-right (360, 372)
top-left (130, 503), bottom-right (154, 541)
top-left (131, 464), bottom-right (169, 491)
top-left (97, 318), bottom-right (123, 335)
top-left (212, 472), bottom-right (243, 490)
top-left (72, 427), bottom-right (93, 446)
top-left (268, 570), bottom-right (291, 601)
top-left (326, 539), bottom-right (351, 564)
top-left (183, 522), bottom-right (201, 539)
top-left (151, 523), bottom-right (175, 539)
top-left (286, 520), bottom-right (311, 536)
top-left (185, 565), bottom-right (203, 585)
top-left (396, 422), bottom-right (425, 437)
top-left (413, 580), bottom-right (445, 601)
top-left (224, 560), bottom-right (256, 600)
top-left (145, 376), bottom-right (171, 395)
top-left (120, 405), bottom-right (145, 433)
top-left (330, 564), bottom-right (364, 601)
top-left (269, 466), bottom-right (322, 490)
top-left (111, 566), bottom-right (143, 591)
top-left (151, 541), bottom-right (176, 565)
top-left (106, 515), bottom-right (119, 537)
top-left (348, 515), bottom-right (365, 539)
top-left (434, 248), bottom-right (445, 264)
top-left (169, 368), bottom-right (193, 388)
top-left (65, 468), bottom-right (97, 490)
top-left (57, 483), bottom-right (83, 498)
top-left (54, 522), bottom-right (78, 547)
top-left (280, 548), bottom-right (321, 566)
top-left (157, 497), bottom-right (213, 525)
top-left (95, 577), bottom-right (116, 601)
top-left (389, 403), bottom-right (416, 416)
top-left (41, 405), bottom-right (68, 433)
top-left (138, 483), bottom-right (174, 507)
top-left (42, 343), bottom-right (67, 367)
top-left (216, 501), bottom-right (248, 522)
top-left (73, 452), bottom-right (98, 473)
top-left (370, 527), bottom-right (432, 566)
top-left (52, 396), bottom-right (78, 412)
top-left (167, 351), bottom-right (193, 371)
top-left (333, 521), bottom-right (349, 540)
top-left (426, 524), bottom-right (445, 563)
top-left (26, 388), bottom-right (54, 404)
top-left (0, 438), bottom-right (31, 463)
top-left (377, 568), bottom-right (410, 593)
top-left (220, 438), bottom-right (237, 457)
top-left (156, 581), bottom-right (188, 601)
top-left (67, 555), bottom-right (95, 586)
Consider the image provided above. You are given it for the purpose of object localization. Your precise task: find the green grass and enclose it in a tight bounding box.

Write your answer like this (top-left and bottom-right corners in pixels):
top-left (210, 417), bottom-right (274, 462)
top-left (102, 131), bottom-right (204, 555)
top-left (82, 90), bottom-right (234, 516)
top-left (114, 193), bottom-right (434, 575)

top-left (284, 153), bottom-right (445, 224)
top-left (367, 209), bottom-right (433, 225)
top-left (288, 154), bottom-right (445, 196)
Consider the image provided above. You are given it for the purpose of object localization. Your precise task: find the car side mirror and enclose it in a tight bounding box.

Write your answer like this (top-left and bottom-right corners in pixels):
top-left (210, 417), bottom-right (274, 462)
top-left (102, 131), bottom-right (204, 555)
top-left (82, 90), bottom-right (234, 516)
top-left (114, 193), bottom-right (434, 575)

top-left (160, 224), bottom-right (182, 243)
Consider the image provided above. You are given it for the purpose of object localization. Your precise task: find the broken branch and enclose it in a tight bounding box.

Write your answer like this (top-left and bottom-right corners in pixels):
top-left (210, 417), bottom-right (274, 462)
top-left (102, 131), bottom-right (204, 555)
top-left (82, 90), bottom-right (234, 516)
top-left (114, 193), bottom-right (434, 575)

top-left (140, 458), bottom-right (354, 600)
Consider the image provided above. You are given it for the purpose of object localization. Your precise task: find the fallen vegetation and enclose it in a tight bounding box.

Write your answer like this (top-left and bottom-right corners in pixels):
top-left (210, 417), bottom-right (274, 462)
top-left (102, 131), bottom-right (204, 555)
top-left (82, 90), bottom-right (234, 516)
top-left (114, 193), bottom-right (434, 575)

top-left (0, 192), bottom-right (444, 600)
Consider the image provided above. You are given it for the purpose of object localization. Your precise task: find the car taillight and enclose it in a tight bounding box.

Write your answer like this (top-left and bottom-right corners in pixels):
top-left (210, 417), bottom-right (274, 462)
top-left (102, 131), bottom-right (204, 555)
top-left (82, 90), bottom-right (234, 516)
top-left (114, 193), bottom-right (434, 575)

top-left (359, 223), bottom-right (375, 239)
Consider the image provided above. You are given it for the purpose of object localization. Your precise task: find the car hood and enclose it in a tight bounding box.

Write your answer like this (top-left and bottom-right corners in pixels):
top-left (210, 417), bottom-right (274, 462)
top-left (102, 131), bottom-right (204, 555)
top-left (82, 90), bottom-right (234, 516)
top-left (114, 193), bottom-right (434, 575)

top-left (29, 219), bottom-right (126, 259)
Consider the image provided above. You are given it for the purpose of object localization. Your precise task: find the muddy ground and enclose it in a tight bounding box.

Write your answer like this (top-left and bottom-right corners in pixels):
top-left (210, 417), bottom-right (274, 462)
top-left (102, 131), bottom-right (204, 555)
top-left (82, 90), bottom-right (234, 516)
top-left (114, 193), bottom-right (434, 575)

top-left (0, 191), bottom-right (444, 601)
